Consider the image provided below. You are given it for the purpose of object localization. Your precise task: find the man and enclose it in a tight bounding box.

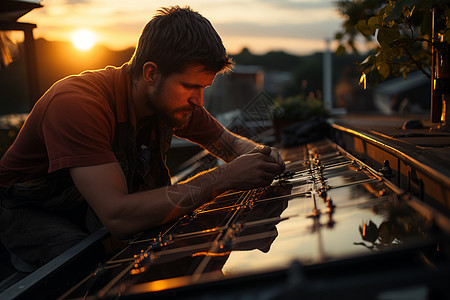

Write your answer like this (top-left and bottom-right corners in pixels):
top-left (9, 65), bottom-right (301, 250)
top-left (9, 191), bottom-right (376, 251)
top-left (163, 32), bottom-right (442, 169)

top-left (0, 6), bottom-right (285, 271)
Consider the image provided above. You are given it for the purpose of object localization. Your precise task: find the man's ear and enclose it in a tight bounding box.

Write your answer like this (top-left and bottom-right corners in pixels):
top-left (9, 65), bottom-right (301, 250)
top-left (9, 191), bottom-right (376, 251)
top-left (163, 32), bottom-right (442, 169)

top-left (142, 62), bottom-right (160, 86)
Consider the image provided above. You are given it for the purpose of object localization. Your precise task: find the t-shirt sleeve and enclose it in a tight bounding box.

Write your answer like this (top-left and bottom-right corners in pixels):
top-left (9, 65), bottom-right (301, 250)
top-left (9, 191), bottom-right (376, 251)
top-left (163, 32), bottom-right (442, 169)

top-left (174, 107), bottom-right (224, 146)
top-left (42, 92), bottom-right (118, 173)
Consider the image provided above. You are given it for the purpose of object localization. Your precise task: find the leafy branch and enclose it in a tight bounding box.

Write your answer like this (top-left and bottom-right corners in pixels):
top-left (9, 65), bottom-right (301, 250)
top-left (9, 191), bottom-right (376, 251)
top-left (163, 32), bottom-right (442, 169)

top-left (335, 0), bottom-right (450, 87)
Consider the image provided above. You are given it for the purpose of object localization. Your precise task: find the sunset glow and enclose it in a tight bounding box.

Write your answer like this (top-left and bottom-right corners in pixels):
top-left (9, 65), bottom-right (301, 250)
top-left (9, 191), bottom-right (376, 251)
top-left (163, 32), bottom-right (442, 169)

top-left (71, 29), bottom-right (96, 51)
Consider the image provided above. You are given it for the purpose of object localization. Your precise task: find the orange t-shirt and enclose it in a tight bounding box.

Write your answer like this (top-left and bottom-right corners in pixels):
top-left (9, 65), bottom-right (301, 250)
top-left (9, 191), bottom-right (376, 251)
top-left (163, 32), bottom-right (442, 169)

top-left (0, 64), bottom-right (224, 188)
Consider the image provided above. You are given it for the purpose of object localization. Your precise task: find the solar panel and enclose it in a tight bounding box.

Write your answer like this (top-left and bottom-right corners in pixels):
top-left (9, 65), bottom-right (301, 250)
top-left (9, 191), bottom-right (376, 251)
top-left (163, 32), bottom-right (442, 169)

top-left (55, 139), bottom-right (450, 299)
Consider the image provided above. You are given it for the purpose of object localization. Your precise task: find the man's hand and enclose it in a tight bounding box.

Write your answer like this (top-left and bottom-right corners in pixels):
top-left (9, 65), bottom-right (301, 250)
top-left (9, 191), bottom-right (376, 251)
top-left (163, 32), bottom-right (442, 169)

top-left (214, 145), bottom-right (285, 191)
top-left (268, 146), bottom-right (285, 174)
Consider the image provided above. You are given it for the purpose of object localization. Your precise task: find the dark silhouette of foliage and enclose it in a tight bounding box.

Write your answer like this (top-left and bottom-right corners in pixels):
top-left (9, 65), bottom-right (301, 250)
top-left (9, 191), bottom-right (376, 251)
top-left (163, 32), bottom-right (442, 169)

top-left (335, 0), bottom-right (450, 87)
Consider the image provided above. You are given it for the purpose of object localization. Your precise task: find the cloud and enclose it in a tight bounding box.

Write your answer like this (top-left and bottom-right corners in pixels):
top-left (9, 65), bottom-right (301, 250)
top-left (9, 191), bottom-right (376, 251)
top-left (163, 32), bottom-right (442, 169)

top-left (63, 0), bottom-right (92, 4)
top-left (258, 0), bottom-right (336, 10)
top-left (216, 19), bottom-right (340, 40)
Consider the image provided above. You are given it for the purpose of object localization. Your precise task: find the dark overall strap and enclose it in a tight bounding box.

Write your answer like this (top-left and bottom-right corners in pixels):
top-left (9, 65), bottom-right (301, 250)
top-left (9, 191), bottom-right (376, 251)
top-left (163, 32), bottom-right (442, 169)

top-left (140, 117), bottom-right (172, 189)
top-left (111, 121), bottom-right (139, 193)
top-left (114, 116), bottom-right (172, 193)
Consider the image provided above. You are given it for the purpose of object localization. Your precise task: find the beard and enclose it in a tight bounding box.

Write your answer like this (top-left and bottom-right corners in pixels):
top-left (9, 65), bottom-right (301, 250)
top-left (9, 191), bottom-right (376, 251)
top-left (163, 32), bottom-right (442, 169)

top-left (147, 79), bottom-right (195, 130)
top-left (162, 107), bottom-right (194, 131)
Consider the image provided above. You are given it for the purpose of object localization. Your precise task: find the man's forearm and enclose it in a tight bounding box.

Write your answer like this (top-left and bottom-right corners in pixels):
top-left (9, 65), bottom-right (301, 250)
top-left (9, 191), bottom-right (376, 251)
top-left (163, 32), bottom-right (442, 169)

top-left (71, 162), bottom-right (229, 240)
top-left (205, 128), bottom-right (259, 163)
top-left (137, 167), bottom-right (229, 226)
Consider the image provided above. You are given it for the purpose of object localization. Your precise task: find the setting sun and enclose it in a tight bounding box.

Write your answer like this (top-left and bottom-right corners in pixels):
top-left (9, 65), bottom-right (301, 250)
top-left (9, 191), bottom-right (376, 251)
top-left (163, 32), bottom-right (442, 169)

top-left (71, 29), bottom-right (96, 51)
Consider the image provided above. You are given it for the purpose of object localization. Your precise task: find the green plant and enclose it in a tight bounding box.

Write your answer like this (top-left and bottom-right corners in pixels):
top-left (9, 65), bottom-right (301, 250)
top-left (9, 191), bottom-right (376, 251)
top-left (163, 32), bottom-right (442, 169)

top-left (335, 0), bottom-right (450, 87)
top-left (271, 95), bottom-right (330, 121)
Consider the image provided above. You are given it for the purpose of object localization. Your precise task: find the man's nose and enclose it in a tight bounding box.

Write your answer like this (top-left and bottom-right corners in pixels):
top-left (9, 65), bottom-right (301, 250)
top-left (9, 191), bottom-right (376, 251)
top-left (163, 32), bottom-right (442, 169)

top-left (188, 89), bottom-right (204, 108)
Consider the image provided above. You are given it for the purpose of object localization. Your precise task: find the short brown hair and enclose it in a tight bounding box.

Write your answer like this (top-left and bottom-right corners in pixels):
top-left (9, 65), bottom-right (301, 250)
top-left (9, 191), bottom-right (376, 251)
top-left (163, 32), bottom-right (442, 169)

top-left (128, 6), bottom-right (233, 78)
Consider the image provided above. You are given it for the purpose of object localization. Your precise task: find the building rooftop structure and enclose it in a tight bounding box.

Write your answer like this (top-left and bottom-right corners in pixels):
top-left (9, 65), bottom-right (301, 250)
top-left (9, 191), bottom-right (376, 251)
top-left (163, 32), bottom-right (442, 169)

top-left (0, 0), bottom-right (42, 109)
top-left (0, 0), bottom-right (42, 22)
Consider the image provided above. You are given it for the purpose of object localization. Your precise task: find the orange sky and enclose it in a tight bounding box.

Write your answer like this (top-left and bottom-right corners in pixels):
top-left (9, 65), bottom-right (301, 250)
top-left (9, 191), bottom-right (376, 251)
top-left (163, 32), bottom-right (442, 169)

top-left (18, 0), bottom-right (342, 55)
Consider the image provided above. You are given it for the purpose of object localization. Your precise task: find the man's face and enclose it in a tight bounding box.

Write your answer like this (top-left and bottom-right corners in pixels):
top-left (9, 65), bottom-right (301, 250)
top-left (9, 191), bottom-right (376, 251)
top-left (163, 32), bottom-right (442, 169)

top-left (147, 65), bottom-right (216, 129)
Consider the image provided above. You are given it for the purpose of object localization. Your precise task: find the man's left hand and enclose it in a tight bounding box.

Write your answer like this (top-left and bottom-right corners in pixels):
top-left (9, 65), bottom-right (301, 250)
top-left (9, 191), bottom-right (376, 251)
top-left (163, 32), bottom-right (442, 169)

top-left (268, 147), bottom-right (285, 174)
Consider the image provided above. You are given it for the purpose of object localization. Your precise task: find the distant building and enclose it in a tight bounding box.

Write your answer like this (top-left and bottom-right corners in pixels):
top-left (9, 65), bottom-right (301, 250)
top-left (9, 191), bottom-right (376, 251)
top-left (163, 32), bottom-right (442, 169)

top-left (263, 71), bottom-right (292, 96)
top-left (205, 64), bottom-right (264, 116)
